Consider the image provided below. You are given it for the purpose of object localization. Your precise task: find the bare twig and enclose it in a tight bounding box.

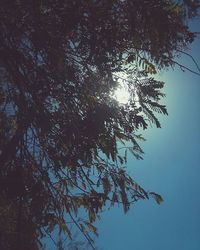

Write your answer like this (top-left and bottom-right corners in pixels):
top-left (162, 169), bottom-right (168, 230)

top-left (176, 49), bottom-right (200, 73)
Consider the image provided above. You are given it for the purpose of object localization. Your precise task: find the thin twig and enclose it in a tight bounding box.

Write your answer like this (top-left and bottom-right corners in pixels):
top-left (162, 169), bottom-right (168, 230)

top-left (171, 59), bottom-right (200, 76)
top-left (68, 211), bottom-right (96, 250)
top-left (176, 49), bottom-right (200, 73)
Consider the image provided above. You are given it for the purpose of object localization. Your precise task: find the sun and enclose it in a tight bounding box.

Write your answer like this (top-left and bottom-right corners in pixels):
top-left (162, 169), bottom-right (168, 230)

top-left (114, 86), bottom-right (130, 104)
top-left (113, 79), bottom-right (130, 105)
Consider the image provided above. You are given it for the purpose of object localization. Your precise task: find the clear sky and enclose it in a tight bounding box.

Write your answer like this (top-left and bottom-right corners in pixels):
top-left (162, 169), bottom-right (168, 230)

top-left (95, 22), bottom-right (200, 250)
top-left (42, 19), bottom-right (200, 250)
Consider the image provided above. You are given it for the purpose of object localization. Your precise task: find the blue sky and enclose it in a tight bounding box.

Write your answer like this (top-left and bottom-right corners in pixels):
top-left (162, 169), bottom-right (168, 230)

top-left (42, 18), bottom-right (200, 250)
top-left (95, 23), bottom-right (200, 250)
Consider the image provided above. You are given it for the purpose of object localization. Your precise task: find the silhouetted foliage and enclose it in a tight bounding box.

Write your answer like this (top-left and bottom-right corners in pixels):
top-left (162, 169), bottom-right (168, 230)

top-left (0, 0), bottom-right (199, 249)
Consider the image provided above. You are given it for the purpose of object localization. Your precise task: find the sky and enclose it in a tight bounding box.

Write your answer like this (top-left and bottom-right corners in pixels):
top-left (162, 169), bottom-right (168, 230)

top-left (95, 22), bottom-right (200, 250)
top-left (42, 18), bottom-right (200, 250)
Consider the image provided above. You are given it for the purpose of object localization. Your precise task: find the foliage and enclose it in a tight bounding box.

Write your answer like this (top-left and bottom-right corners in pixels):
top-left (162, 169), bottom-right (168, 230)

top-left (0, 0), bottom-right (199, 249)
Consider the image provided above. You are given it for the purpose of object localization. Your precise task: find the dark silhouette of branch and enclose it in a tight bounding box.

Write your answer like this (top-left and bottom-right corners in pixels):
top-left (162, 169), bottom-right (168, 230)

top-left (176, 49), bottom-right (200, 73)
top-left (171, 59), bottom-right (200, 76)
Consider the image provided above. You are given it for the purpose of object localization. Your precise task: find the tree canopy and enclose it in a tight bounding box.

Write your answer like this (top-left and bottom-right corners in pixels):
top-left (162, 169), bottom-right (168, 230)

top-left (0, 0), bottom-right (199, 249)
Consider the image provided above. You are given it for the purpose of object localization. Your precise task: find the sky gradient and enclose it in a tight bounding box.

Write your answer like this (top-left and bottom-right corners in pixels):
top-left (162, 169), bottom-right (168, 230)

top-left (95, 23), bottom-right (200, 250)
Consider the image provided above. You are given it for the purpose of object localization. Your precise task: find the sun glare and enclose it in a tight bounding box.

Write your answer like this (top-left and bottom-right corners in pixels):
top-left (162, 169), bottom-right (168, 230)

top-left (114, 84), bottom-right (130, 104)
top-left (112, 72), bottom-right (140, 105)
top-left (112, 74), bottom-right (131, 105)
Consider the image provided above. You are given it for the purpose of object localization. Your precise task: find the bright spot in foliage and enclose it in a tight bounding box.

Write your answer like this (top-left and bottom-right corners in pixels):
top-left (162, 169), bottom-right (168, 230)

top-left (113, 81), bottom-right (130, 105)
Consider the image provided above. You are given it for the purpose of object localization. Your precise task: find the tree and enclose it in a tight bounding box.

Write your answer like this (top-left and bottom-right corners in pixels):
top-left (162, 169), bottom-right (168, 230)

top-left (0, 0), bottom-right (199, 249)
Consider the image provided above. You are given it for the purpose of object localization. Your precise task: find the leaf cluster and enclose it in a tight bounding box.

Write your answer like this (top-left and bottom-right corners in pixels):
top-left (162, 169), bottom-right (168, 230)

top-left (0, 0), bottom-right (199, 248)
